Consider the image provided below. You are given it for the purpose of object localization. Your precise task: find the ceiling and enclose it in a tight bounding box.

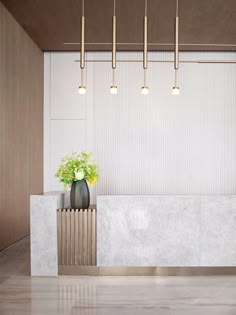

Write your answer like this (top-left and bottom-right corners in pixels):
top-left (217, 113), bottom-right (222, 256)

top-left (2, 0), bottom-right (236, 51)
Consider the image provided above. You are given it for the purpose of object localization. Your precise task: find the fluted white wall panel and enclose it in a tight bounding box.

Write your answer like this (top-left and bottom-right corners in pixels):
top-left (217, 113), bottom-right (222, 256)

top-left (50, 52), bottom-right (87, 119)
top-left (50, 120), bottom-right (87, 190)
top-left (93, 51), bottom-right (236, 195)
top-left (45, 51), bottom-right (236, 197)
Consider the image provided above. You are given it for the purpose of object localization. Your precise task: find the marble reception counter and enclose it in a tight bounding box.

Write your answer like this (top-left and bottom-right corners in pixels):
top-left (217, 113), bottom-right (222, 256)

top-left (30, 193), bottom-right (236, 276)
top-left (97, 195), bottom-right (236, 267)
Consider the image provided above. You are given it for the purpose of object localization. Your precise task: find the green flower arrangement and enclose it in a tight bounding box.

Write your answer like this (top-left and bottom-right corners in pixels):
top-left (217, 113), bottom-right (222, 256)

top-left (55, 152), bottom-right (99, 189)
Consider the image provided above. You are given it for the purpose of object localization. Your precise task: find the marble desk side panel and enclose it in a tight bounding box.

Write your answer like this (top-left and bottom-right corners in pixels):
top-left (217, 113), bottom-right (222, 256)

top-left (30, 193), bottom-right (63, 276)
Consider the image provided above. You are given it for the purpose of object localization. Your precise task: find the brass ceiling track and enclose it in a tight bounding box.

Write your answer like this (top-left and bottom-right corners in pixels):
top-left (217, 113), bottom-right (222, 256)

top-left (65, 42), bottom-right (236, 48)
top-left (75, 52), bottom-right (236, 65)
top-left (74, 59), bottom-right (236, 64)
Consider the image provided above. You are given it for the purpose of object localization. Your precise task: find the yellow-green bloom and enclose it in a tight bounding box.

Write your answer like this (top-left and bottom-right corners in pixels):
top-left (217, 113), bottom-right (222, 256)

top-left (74, 170), bottom-right (85, 180)
top-left (55, 152), bottom-right (99, 188)
top-left (88, 177), bottom-right (97, 185)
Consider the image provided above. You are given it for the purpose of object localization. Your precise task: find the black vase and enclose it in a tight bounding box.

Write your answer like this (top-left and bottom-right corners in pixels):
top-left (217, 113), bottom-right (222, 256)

top-left (70, 179), bottom-right (90, 209)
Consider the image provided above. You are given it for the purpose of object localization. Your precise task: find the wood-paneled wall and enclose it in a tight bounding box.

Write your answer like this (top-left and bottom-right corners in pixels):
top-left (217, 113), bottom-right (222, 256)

top-left (0, 2), bottom-right (43, 250)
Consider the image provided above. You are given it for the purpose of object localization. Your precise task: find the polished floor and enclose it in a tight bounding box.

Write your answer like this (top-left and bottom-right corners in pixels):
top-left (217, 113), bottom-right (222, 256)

top-left (1, 238), bottom-right (236, 314)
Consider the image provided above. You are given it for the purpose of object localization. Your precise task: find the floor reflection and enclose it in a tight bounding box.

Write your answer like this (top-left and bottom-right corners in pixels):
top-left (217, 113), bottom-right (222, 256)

top-left (1, 276), bottom-right (236, 315)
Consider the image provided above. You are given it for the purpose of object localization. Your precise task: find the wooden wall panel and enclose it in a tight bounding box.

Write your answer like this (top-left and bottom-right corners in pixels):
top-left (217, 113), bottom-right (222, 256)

top-left (27, 36), bottom-right (44, 196)
top-left (0, 2), bottom-right (43, 250)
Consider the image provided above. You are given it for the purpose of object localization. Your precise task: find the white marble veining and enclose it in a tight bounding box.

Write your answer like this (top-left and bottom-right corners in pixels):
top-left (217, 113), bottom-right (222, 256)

top-left (200, 195), bottom-right (236, 265)
top-left (97, 195), bottom-right (236, 267)
top-left (30, 192), bottom-right (64, 276)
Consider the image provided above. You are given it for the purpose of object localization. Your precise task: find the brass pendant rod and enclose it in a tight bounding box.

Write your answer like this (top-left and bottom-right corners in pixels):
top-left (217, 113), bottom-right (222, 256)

top-left (80, 16), bottom-right (85, 69)
top-left (80, 0), bottom-right (85, 69)
top-left (174, 0), bottom-right (179, 70)
top-left (174, 17), bottom-right (179, 69)
top-left (143, 13), bottom-right (148, 68)
top-left (112, 68), bottom-right (115, 85)
top-left (81, 68), bottom-right (84, 85)
top-left (144, 68), bottom-right (147, 86)
top-left (174, 69), bottom-right (177, 86)
top-left (112, 0), bottom-right (117, 69)
top-left (82, 0), bottom-right (84, 16)
top-left (176, 0), bottom-right (179, 17)
top-left (112, 17), bottom-right (117, 69)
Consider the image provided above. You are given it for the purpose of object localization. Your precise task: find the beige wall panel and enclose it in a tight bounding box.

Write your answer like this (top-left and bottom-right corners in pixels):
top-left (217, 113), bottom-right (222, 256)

top-left (27, 38), bottom-right (44, 197)
top-left (0, 2), bottom-right (43, 250)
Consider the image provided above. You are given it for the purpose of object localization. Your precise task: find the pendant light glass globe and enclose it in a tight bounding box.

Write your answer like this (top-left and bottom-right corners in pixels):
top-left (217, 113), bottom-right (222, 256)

top-left (172, 86), bottom-right (180, 95)
top-left (141, 86), bottom-right (149, 95)
top-left (110, 85), bottom-right (118, 94)
top-left (79, 86), bottom-right (86, 95)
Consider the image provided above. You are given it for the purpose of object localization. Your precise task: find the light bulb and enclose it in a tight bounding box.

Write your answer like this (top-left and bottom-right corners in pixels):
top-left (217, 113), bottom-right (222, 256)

top-left (110, 85), bottom-right (118, 94)
top-left (79, 86), bottom-right (86, 95)
top-left (172, 86), bottom-right (180, 95)
top-left (141, 86), bottom-right (149, 95)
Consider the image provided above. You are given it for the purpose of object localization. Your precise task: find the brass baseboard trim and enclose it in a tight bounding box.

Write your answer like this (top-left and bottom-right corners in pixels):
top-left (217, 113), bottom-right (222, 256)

top-left (59, 266), bottom-right (236, 276)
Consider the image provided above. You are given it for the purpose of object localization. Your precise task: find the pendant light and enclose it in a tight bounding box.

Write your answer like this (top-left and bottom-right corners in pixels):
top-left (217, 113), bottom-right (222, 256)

top-left (79, 0), bottom-right (86, 95)
top-left (172, 0), bottom-right (180, 95)
top-left (110, 0), bottom-right (117, 94)
top-left (141, 0), bottom-right (149, 95)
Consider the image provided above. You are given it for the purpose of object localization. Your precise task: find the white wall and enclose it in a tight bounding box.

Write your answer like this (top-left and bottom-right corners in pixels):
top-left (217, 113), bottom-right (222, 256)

top-left (44, 51), bottom-right (236, 202)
